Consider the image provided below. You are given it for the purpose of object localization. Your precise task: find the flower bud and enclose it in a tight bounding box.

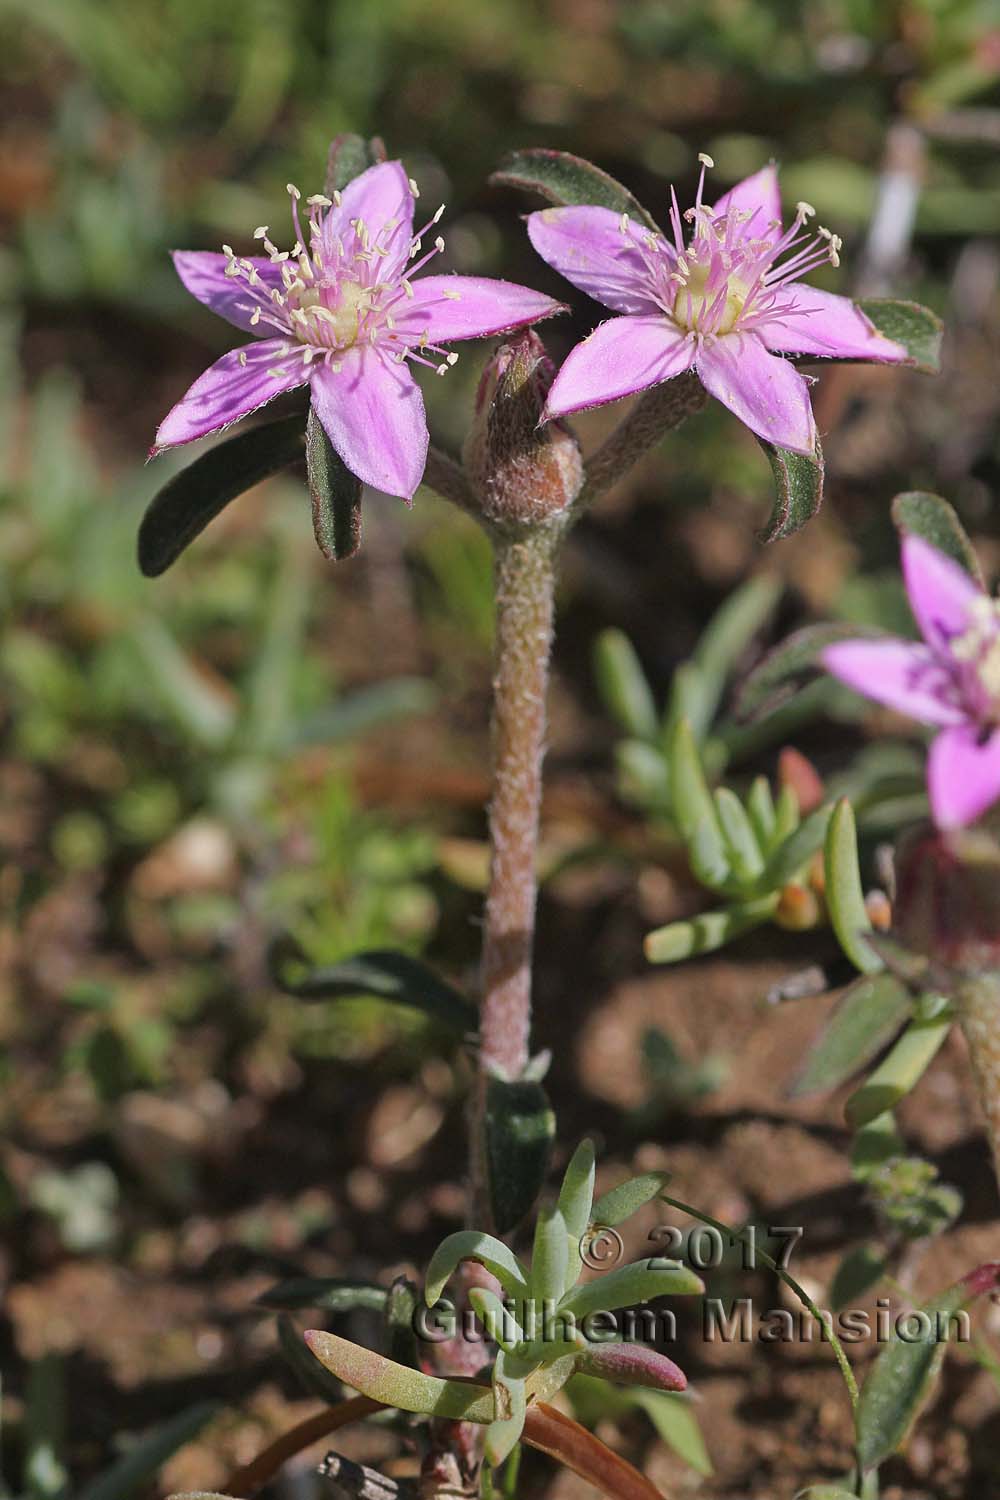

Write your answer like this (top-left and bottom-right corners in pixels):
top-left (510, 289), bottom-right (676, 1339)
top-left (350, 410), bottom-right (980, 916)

top-left (462, 331), bottom-right (583, 528)
top-left (893, 823), bottom-right (1000, 974)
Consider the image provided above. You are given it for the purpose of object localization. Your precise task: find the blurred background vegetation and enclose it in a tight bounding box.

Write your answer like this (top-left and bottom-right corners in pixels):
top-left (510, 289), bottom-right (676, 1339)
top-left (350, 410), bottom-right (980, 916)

top-left (3, 1), bottom-right (1000, 1496)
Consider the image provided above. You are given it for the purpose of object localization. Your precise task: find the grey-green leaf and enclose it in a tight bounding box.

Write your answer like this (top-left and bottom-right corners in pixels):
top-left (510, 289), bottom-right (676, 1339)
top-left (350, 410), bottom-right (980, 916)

top-left (792, 971), bottom-right (911, 1097)
top-left (559, 1258), bottom-right (703, 1319)
top-left (486, 1076), bottom-right (556, 1235)
top-left (857, 297), bottom-right (943, 374)
top-left (270, 940), bottom-right (476, 1034)
top-left (139, 416), bottom-right (304, 576)
top-left (257, 1277), bottom-right (389, 1313)
top-left (278, 1314), bottom-right (346, 1404)
top-left (591, 1171), bottom-right (670, 1229)
top-left (735, 622), bottom-right (887, 724)
top-left (594, 629), bottom-right (659, 741)
top-left (490, 148), bottom-right (658, 232)
top-left (845, 1011), bottom-right (952, 1129)
top-left (425, 1231), bottom-right (529, 1307)
top-left (825, 798), bottom-right (881, 974)
top-left (644, 896), bottom-right (778, 964)
top-left (531, 1205), bottom-right (569, 1304)
top-left (891, 491), bottom-right (982, 583)
top-left (756, 436), bottom-right (824, 543)
top-left (306, 407), bottom-right (363, 561)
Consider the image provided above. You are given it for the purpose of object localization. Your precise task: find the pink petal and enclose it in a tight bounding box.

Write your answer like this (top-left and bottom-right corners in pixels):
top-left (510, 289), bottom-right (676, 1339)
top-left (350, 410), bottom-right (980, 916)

top-left (543, 315), bottom-right (695, 420)
top-left (758, 285), bottom-right (908, 362)
top-left (695, 332), bottom-right (816, 454)
top-left (393, 274), bottom-right (563, 344)
top-left (822, 639), bottom-right (965, 727)
top-left (321, 160), bottom-right (415, 279)
top-left (309, 347), bottom-right (427, 501)
top-left (153, 340), bottom-right (305, 452)
top-left (902, 534), bottom-right (983, 652)
top-left (928, 724), bottom-right (1000, 829)
top-left (712, 164), bottom-right (782, 242)
top-left (172, 251), bottom-right (284, 334)
top-left (526, 206), bottom-right (665, 314)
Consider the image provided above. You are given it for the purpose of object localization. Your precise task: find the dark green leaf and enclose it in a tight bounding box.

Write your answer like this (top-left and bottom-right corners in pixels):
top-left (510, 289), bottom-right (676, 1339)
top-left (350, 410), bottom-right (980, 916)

top-left (486, 1076), bottom-right (556, 1235)
top-left (270, 940), bottom-right (476, 1034)
top-left (139, 417), bottom-right (304, 576)
top-left (858, 298), bottom-right (943, 374)
top-left (306, 407), bottom-right (363, 561)
top-left (829, 1245), bottom-right (887, 1313)
top-left (325, 134), bottom-right (386, 195)
top-left (76, 1405), bottom-right (219, 1500)
top-left (257, 1277), bottom-right (388, 1313)
top-left (25, 1355), bottom-right (66, 1500)
top-left (385, 1276), bottom-right (419, 1369)
top-left (490, 148), bottom-right (658, 232)
top-left (792, 972), bottom-right (911, 1097)
top-left (735, 623), bottom-right (887, 724)
top-left (891, 492), bottom-right (983, 583)
top-left (278, 1314), bottom-right (347, 1403)
top-left (755, 436), bottom-right (824, 543)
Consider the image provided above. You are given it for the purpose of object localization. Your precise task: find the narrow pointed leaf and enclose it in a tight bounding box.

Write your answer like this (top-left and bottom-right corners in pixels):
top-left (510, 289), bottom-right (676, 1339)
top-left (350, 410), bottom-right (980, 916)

top-left (688, 813), bottom-right (732, 890)
top-left (691, 573), bottom-right (783, 729)
top-left (792, 971), bottom-right (911, 1097)
top-left (594, 629), bottom-right (658, 741)
top-left (270, 940), bottom-right (476, 1033)
top-left (557, 1139), bottom-right (596, 1291)
top-left (257, 1277), bottom-right (388, 1313)
top-left (306, 407), bottom-right (363, 561)
top-left (138, 416), bottom-right (304, 576)
top-left (756, 436), bottom-right (824, 543)
top-left (531, 1206), bottom-right (569, 1304)
top-left (669, 718), bottom-right (720, 845)
top-left (468, 1287), bottom-right (522, 1351)
top-left (735, 622), bottom-right (886, 724)
top-left (857, 298), bottom-right (943, 373)
top-left (485, 1355), bottom-right (527, 1468)
top-left (559, 1259), bottom-right (703, 1319)
top-left (490, 148), bottom-right (658, 232)
top-left (629, 1390), bottom-right (712, 1475)
top-left (278, 1314), bottom-right (347, 1404)
top-left (891, 491), bottom-right (982, 582)
top-left (829, 1245), bottom-right (887, 1312)
top-left (746, 776), bottom-right (776, 848)
top-left (644, 896), bottom-right (779, 964)
top-left (486, 1076), bottom-right (555, 1235)
top-left (714, 788), bottom-right (765, 884)
top-left (385, 1276), bottom-right (420, 1369)
top-left (424, 1231), bottom-right (529, 1307)
top-left (825, 798), bottom-right (881, 974)
top-left (845, 1011), bottom-right (952, 1129)
top-left (590, 1172), bottom-right (670, 1229)
top-left (766, 802), bottom-right (834, 887)
top-left (75, 1404), bottom-right (220, 1500)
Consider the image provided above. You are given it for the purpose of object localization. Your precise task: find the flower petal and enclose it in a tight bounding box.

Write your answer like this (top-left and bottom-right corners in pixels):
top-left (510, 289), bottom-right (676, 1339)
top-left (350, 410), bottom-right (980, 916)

top-left (172, 251), bottom-right (284, 334)
top-left (902, 534), bottom-right (983, 652)
top-left (393, 274), bottom-right (563, 344)
top-left (308, 347), bottom-right (428, 501)
top-left (695, 332), bottom-right (816, 454)
top-left (321, 160), bottom-right (415, 279)
top-left (526, 206), bottom-right (665, 314)
top-left (758, 285), bottom-right (908, 362)
top-left (543, 315), bottom-right (695, 420)
top-left (822, 639), bottom-right (965, 727)
top-left (712, 164), bottom-right (781, 242)
top-left (928, 723), bottom-right (1000, 829)
top-left (153, 340), bottom-right (305, 452)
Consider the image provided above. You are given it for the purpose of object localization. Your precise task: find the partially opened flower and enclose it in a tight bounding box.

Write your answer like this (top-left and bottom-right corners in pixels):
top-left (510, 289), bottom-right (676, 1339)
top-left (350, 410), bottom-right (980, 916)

top-left (824, 536), bottom-right (1000, 830)
top-left (526, 155), bottom-right (908, 455)
top-left (154, 160), bottom-right (563, 500)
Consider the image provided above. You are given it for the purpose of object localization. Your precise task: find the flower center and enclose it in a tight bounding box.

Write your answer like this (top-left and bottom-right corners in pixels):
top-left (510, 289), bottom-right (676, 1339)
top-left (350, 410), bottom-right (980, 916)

top-left (952, 595), bottom-right (1000, 716)
top-left (293, 279), bottom-right (372, 350)
top-left (672, 261), bottom-right (750, 335)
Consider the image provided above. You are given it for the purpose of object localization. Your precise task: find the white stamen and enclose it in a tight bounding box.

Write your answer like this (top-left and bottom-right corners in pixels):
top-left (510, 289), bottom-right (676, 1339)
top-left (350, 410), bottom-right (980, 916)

top-left (408, 177), bottom-right (420, 197)
top-left (698, 152), bottom-right (714, 168)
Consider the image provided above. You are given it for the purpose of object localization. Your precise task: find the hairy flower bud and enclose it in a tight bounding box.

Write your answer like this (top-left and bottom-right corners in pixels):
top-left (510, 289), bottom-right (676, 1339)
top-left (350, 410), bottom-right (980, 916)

top-left (894, 823), bottom-right (1000, 975)
top-left (463, 331), bottom-right (583, 528)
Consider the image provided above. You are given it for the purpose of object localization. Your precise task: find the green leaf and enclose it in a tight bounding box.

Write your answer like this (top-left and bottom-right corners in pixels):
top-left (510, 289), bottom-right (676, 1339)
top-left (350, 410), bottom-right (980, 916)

top-left (690, 574), bottom-right (783, 731)
top-left (714, 788), bottom-right (765, 884)
top-left (129, 618), bottom-right (235, 750)
top-left (424, 1231), bottom-right (529, 1307)
top-left (669, 718), bottom-right (728, 882)
top-left (257, 1277), bottom-right (388, 1313)
top-left (485, 1353), bottom-right (527, 1468)
top-left (765, 801), bottom-right (834, 887)
top-left (385, 1276), bottom-right (420, 1369)
top-left (306, 407), bottom-right (363, 561)
top-left (559, 1258), bottom-right (703, 1320)
top-left (325, 133), bottom-right (386, 194)
top-left (855, 1266), bottom-right (999, 1471)
top-left (591, 1171), bottom-right (671, 1230)
top-left (845, 1012), bottom-right (952, 1129)
top-left (531, 1206), bottom-right (569, 1304)
top-left (24, 1355), bottom-right (67, 1500)
top-left (829, 1245), bottom-right (888, 1313)
top-left (468, 1287), bottom-right (522, 1352)
top-left (858, 298), bottom-right (943, 374)
top-left (630, 1391), bottom-right (713, 1477)
top-left (825, 798), bottom-right (880, 974)
top-left (746, 776), bottom-right (776, 849)
top-left (891, 491), bottom-right (983, 583)
top-left (644, 896), bottom-right (779, 964)
top-left (756, 436), bottom-right (824, 543)
top-left (557, 1139), bottom-right (596, 1290)
top-left (76, 1406), bottom-right (219, 1500)
top-left (735, 623), bottom-right (886, 724)
top-left (792, 972), bottom-right (911, 1097)
top-left (486, 1077), bottom-right (556, 1235)
top-left (593, 629), bottom-right (658, 741)
top-left (490, 148), bottom-right (658, 232)
top-left (139, 416), bottom-right (304, 576)
top-left (270, 940), bottom-right (476, 1033)
top-left (278, 1315), bottom-right (347, 1404)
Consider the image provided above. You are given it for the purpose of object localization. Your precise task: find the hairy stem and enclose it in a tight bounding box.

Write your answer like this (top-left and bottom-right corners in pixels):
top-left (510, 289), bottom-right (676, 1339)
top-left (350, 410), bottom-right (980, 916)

top-left (471, 523), bottom-right (562, 1221)
top-left (956, 971), bottom-right (1000, 1193)
top-left (422, 445), bottom-right (480, 517)
top-left (577, 371), bottom-right (707, 510)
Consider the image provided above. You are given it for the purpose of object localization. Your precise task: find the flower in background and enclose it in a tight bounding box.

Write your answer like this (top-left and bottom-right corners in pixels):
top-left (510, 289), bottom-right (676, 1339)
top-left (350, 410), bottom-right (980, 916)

top-left (526, 154), bottom-right (907, 455)
top-left (153, 161), bottom-right (563, 500)
top-left (824, 536), bottom-right (1000, 830)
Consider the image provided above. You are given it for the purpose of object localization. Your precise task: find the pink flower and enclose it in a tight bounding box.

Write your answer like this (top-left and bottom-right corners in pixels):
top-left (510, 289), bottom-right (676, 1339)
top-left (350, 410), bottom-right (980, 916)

top-left (526, 155), bottom-right (908, 454)
top-left (153, 161), bottom-right (563, 500)
top-left (824, 536), bottom-right (1000, 830)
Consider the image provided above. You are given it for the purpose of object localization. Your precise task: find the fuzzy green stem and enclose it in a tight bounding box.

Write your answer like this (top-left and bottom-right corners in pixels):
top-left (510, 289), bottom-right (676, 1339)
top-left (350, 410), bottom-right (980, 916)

top-left (576, 371), bottom-right (707, 511)
top-left (956, 971), bottom-right (1000, 1193)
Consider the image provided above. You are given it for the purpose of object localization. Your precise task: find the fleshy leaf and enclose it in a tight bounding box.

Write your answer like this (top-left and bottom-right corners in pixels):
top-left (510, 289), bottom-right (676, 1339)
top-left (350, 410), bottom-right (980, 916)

top-left (557, 1139), bottom-right (596, 1290)
top-left (765, 802), bottom-right (834, 887)
top-left (714, 788), bottom-right (765, 884)
top-left (270, 940), bottom-right (476, 1033)
top-left (424, 1230), bottom-right (529, 1306)
top-left (279, 1314), bottom-right (347, 1404)
top-left (891, 491), bottom-right (983, 583)
top-left (138, 415), bottom-right (304, 576)
top-left (531, 1205), bottom-right (570, 1304)
top-left (825, 798), bottom-right (881, 974)
top-left (735, 622), bottom-right (887, 723)
top-left (559, 1258), bottom-right (703, 1319)
top-left (485, 1353), bottom-right (527, 1468)
top-left (857, 298), bottom-right (943, 374)
top-left (644, 896), bottom-right (779, 964)
top-left (590, 1171), bottom-right (671, 1229)
top-left (468, 1287), bottom-right (522, 1352)
top-left (257, 1278), bottom-right (388, 1313)
top-left (792, 971), bottom-right (911, 1097)
top-left (755, 435), bottom-right (824, 543)
top-left (594, 629), bottom-right (659, 741)
top-left (306, 406), bottom-right (363, 561)
top-left (855, 1263), bottom-right (1000, 1471)
top-left (490, 148), bottom-right (658, 233)
top-left (669, 718), bottom-right (729, 887)
top-left (844, 1011), bottom-right (952, 1129)
top-left (574, 1342), bottom-right (686, 1394)
top-left (486, 1076), bottom-right (556, 1235)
